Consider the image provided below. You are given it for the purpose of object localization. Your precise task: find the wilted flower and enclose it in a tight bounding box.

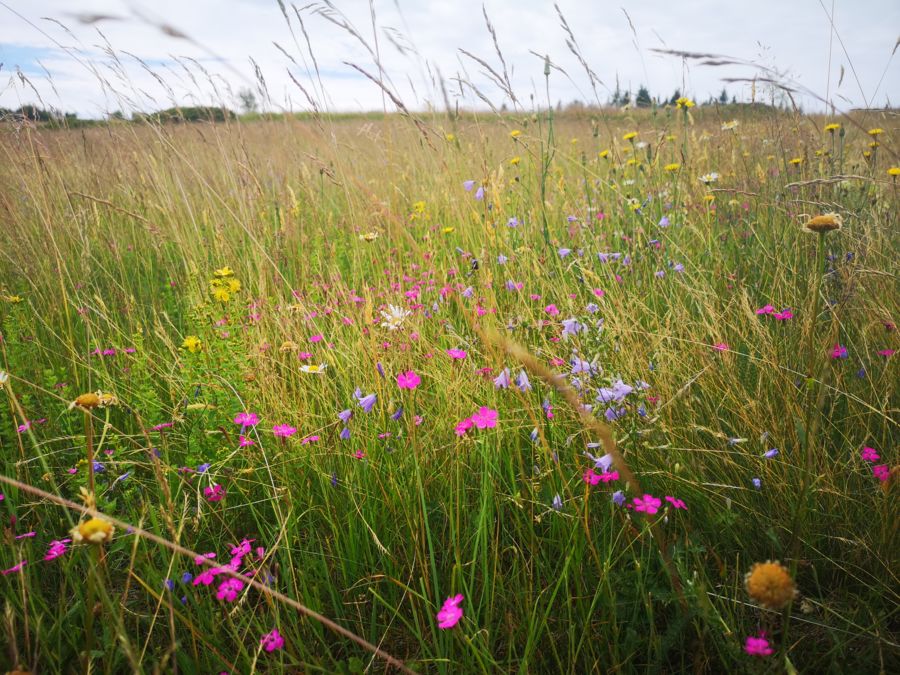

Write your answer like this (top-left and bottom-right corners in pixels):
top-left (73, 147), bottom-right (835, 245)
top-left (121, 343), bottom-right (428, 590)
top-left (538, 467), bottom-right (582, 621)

top-left (744, 560), bottom-right (796, 609)
top-left (70, 517), bottom-right (115, 545)
top-left (803, 213), bottom-right (842, 234)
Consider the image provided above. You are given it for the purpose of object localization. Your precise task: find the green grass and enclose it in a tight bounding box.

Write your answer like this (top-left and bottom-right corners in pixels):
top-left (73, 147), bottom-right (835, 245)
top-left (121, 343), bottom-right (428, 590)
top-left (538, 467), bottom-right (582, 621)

top-left (0, 106), bottom-right (897, 673)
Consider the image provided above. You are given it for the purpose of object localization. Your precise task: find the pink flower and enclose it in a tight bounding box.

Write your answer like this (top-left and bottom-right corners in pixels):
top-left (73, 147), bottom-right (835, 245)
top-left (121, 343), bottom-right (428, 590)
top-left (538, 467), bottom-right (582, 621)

top-left (44, 539), bottom-right (71, 561)
top-left (773, 309), bottom-right (793, 321)
top-left (436, 593), bottom-right (464, 629)
top-left (17, 421), bottom-right (31, 434)
top-left (632, 494), bottom-right (662, 514)
top-left (665, 496), bottom-right (687, 510)
top-left (397, 370), bottom-right (421, 390)
top-left (830, 344), bottom-right (848, 359)
top-left (860, 446), bottom-right (880, 462)
top-left (744, 634), bottom-right (773, 657)
top-left (216, 578), bottom-right (245, 602)
top-left (455, 417), bottom-right (474, 436)
top-left (301, 435), bottom-right (319, 444)
top-left (204, 484), bottom-right (225, 502)
top-left (755, 304), bottom-right (774, 315)
top-left (713, 343), bottom-right (729, 352)
top-left (583, 469), bottom-right (602, 486)
top-left (878, 349), bottom-right (895, 357)
top-left (446, 349), bottom-right (467, 360)
top-left (193, 567), bottom-right (222, 586)
top-left (260, 628), bottom-right (285, 653)
top-left (354, 449), bottom-right (366, 460)
top-left (273, 424), bottom-right (297, 438)
top-left (470, 407), bottom-right (498, 429)
top-left (297, 351), bottom-right (313, 360)
top-left (238, 435), bottom-right (255, 447)
top-left (872, 465), bottom-right (890, 482)
top-left (234, 412), bottom-right (259, 427)
top-left (309, 334), bottom-right (323, 343)
top-left (544, 304), bottom-right (560, 316)
top-left (1, 560), bottom-right (26, 575)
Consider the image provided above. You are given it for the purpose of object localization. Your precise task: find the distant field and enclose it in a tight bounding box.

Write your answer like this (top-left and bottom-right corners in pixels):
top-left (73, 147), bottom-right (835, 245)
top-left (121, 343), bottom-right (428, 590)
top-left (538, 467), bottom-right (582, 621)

top-left (0, 107), bottom-right (897, 672)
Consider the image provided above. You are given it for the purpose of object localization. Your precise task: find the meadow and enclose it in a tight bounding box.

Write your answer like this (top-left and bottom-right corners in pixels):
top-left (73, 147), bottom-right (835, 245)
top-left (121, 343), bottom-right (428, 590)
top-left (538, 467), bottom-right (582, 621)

top-left (0, 103), bottom-right (897, 673)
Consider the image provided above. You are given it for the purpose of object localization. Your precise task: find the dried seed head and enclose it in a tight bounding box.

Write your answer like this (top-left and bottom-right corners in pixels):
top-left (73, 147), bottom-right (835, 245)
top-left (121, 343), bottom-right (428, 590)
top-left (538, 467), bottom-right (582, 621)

top-left (802, 213), bottom-right (843, 234)
top-left (744, 560), bottom-right (797, 610)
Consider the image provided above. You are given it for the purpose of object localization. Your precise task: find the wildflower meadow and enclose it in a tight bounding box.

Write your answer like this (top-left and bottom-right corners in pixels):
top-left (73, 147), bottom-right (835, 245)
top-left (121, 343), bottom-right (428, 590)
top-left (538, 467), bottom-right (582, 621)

top-left (0, 5), bottom-right (898, 674)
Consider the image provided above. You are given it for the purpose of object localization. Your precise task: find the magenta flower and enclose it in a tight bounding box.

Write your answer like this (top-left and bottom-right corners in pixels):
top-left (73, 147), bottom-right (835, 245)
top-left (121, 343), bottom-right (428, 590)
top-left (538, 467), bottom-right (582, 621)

top-left (455, 417), bottom-right (474, 436)
top-left (397, 370), bottom-right (421, 390)
top-left (1, 560), bottom-right (27, 575)
top-left (43, 539), bottom-right (71, 561)
top-left (632, 494), bottom-right (662, 514)
top-left (860, 446), bottom-right (880, 462)
top-left (470, 407), bottom-right (498, 429)
top-left (756, 304), bottom-right (775, 315)
top-left (830, 344), bottom-right (848, 359)
top-left (233, 412), bottom-right (259, 427)
top-left (273, 424), bottom-right (297, 438)
top-left (446, 348), bottom-right (467, 359)
top-left (665, 496), bottom-right (687, 510)
top-left (544, 304), bottom-right (560, 316)
top-left (872, 465), bottom-right (890, 482)
top-left (260, 628), bottom-right (285, 653)
top-left (238, 435), bottom-right (255, 447)
top-left (436, 593), bottom-right (464, 629)
top-left (204, 484), bottom-right (225, 502)
top-left (744, 634), bottom-right (773, 657)
top-left (878, 349), bottom-right (895, 357)
top-left (773, 309), bottom-right (793, 321)
top-left (216, 578), bottom-right (245, 602)
top-left (713, 343), bottom-right (729, 352)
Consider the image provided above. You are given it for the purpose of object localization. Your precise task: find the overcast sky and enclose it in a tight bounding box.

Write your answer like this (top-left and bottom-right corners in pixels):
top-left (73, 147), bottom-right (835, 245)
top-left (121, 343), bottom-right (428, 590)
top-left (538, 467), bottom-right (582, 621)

top-left (1, 0), bottom-right (898, 118)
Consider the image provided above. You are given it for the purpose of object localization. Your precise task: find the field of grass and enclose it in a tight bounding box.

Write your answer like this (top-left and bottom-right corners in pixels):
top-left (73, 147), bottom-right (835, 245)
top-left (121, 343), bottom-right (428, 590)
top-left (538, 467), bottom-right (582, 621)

top-left (0, 104), bottom-right (897, 673)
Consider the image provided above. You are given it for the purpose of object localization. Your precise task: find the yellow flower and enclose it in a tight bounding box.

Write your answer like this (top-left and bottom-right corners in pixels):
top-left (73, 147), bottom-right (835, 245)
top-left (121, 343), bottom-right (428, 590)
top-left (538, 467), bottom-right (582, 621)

top-left (211, 287), bottom-right (231, 303)
top-left (802, 212), bottom-right (843, 234)
top-left (626, 158), bottom-right (638, 166)
top-left (664, 163), bottom-right (680, 172)
top-left (412, 201), bottom-right (426, 214)
top-left (445, 133), bottom-right (456, 142)
top-left (570, 137), bottom-right (578, 145)
top-left (70, 517), bottom-right (115, 545)
top-left (703, 194), bottom-right (715, 203)
top-left (789, 157), bottom-right (803, 165)
top-left (622, 131), bottom-right (637, 141)
top-left (824, 123), bottom-right (840, 132)
top-left (744, 561), bottom-right (796, 610)
top-left (867, 128), bottom-right (884, 136)
top-left (675, 96), bottom-right (694, 108)
top-left (182, 335), bottom-right (202, 353)
top-left (213, 266), bottom-right (234, 278)
top-left (887, 167), bottom-right (900, 176)
top-left (509, 156), bottom-right (521, 165)
top-left (442, 226), bottom-right (455, 234)
top-left (868, 141), bottom-right (879, 149)
top-left (598, 149), bottom-right (610, 158)
top-left (509, 129), bottom-right (522, 139)
top-left (3, 294), bottom-right (23, 303)
top-left (226, 278), bottom-right (241, 293)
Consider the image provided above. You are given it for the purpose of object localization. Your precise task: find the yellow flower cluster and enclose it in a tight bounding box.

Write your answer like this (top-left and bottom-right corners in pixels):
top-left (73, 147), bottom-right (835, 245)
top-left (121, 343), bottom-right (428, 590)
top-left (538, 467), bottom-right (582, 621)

top-left (209, 266), bottom-right (241, 304)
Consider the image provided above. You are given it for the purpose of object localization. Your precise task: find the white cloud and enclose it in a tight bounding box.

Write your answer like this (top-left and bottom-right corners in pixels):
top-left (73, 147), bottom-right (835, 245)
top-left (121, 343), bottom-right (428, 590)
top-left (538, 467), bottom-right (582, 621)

top-left (1, 0), bottom-right (898, 117)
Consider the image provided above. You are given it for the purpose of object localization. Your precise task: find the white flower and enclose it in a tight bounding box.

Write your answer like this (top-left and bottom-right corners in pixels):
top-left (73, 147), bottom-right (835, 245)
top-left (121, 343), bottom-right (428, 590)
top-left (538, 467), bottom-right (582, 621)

top-left (721, 120), bottom-right (739, 131)
top-left (379, 304), bottom-right (411, 331)
top-left (0, 371), bottom-right (8, 389)
top-left (299, 364), bottom-right (328, 374)
top-left (699, 172), bottom-right (720, 184)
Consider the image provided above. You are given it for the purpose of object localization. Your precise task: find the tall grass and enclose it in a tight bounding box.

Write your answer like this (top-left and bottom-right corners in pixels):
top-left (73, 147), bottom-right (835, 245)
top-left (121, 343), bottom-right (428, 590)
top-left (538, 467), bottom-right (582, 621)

top-left (0, 36), bottom-right (898, 673)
